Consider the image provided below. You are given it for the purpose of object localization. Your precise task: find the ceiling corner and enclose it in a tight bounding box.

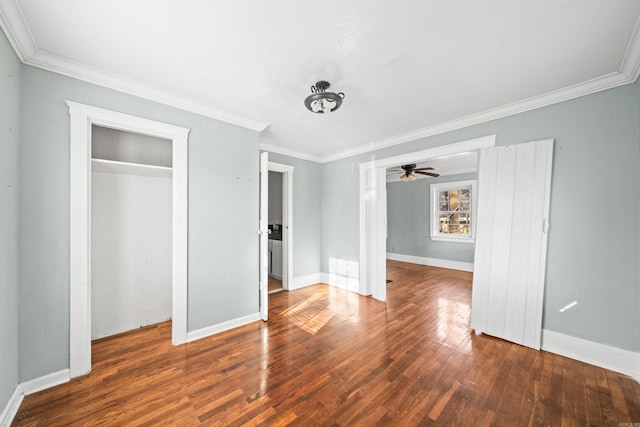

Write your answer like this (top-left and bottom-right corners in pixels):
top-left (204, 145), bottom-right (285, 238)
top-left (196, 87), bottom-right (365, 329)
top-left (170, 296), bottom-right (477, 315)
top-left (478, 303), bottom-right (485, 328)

top-left (0, 0), bottom-right (270, 133)
top-left (0, 0), bottom-right (37, 61)
top-left (620, 15), bottom-right (640, 81)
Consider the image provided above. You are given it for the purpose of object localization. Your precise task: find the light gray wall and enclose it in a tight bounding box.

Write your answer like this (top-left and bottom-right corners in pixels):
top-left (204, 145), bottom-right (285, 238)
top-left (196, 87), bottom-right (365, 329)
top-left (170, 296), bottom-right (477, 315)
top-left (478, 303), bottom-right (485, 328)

top-left (387, 172), bottom-right (477, 263)
top-left (0, 27), bottom-right (20, 413)
top-left (321, 82), bottom-right (640, 353)
top-left (18, 64), bottom-right (260, 382)
top-left (266, 152), bottom-right (322, 278)
top-left (268, 171), bottom-right (283, 224)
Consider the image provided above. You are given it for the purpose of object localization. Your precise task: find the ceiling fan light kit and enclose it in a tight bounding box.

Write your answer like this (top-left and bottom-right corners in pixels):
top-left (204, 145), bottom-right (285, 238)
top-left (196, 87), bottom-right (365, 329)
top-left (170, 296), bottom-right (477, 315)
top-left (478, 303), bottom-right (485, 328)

top-left (392, 163), bottom-right (440, 182)
top-left (304, 81), bottom-right (345, 114)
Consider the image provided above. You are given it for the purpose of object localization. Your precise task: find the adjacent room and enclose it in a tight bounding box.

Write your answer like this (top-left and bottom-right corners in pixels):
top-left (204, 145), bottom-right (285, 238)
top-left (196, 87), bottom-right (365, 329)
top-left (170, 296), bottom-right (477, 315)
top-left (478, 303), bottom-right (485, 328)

top-left (1, 1), bottom-right (639, 425)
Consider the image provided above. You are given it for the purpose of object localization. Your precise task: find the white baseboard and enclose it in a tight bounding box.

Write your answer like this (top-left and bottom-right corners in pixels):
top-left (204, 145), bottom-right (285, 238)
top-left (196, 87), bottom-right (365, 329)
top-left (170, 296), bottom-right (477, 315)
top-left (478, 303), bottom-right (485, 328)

top-left (289, 273), bottom-right (323, 291)
top-left (186, 313), bottom-right (261, 343)
top-left (386, 252), bottom-right (474, 272)
top-left (20, 369), bottom-right (70, 395)
top-left (542, 329), bottom-right (640, 384)
top-left (0, 386), bottom-right (23, 427)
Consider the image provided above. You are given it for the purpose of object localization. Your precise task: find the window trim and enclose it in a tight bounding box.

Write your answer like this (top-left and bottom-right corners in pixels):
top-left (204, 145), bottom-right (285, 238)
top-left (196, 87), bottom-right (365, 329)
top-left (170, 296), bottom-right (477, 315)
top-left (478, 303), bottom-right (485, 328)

top-left (429, 179), bottom-right (477, 243)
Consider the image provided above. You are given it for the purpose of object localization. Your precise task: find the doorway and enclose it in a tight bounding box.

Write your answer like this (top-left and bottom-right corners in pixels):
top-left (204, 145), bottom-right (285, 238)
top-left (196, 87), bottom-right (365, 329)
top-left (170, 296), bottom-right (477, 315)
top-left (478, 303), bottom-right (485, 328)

top-left (267, 170), bottom-right (284, 293)
top-left (90, 126), bottom-right (173, 340)
top-left (358, 135), bottom-right (497, 300)
top-left (267, 161), bottom-right (294, 292)
top-left (68, 102), bottom-right (189, 378)
top-left (360, 135), bottom-right (554, 351)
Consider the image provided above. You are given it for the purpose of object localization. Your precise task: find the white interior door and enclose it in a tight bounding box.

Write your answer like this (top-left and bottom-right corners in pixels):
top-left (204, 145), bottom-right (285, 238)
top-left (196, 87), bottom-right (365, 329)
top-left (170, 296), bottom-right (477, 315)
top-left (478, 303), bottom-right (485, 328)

top-left (471, 139), bottom-right (553, 349)
top-left (259, 152), bottom-right (269, 321)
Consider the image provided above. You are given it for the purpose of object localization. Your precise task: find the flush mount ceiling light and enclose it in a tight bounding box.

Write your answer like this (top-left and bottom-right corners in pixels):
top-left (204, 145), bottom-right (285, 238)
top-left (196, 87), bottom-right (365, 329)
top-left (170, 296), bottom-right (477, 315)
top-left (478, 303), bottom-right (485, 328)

top-left (304, 81), bottom-right (345, 114)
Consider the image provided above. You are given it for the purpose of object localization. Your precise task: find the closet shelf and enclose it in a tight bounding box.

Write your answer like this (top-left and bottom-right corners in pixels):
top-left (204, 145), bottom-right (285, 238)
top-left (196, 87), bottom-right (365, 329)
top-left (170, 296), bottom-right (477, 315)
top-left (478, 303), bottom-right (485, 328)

top-left (91, 158), bottom-right (172, 178)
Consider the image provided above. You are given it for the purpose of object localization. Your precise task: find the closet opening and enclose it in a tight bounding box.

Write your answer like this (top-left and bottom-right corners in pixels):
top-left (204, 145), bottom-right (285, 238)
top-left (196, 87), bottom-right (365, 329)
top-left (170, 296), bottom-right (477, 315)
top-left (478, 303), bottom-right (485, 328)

top-left (68, 101), bottom-right (189, 378)
top-left (90, 126), bottom-right (173, 341)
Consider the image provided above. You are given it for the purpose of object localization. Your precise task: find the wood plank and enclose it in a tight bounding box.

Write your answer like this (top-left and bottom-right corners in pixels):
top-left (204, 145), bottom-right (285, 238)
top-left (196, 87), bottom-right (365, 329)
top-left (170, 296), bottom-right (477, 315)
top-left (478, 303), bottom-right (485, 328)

top-left (12, 260), bottom-right (640, 426)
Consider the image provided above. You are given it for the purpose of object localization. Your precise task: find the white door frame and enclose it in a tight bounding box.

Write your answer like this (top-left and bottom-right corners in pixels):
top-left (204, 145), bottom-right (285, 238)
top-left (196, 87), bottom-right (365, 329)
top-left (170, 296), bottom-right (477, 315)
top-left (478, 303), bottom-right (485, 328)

top-left (68, 101), bottom-right (189, 378)
top-left (259, 153), bottom-right (269, 320)
top-left (358, 134), bottom-right (496, 298)
top-left (268, 162), bottom-right (294, 291)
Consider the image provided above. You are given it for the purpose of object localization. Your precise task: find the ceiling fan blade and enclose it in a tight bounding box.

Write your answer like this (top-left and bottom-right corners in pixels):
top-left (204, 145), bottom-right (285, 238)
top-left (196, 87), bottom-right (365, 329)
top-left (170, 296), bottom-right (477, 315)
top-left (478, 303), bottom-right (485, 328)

top-left (415, 171), bottom-right (440, 177)
top-left (388, 169), bottom-right (404, 172)
top-left (414, 167), bottom-right (434, 171)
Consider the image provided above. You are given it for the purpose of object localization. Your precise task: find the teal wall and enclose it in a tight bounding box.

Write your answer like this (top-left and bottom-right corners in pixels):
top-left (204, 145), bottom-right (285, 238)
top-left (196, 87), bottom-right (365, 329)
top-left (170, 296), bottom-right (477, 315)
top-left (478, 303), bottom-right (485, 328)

top-left (321, 82), bottom-right (640, 353)
top-left (0, 29), bottom-right (20, 414)
top-left (387, 172), bottom-right (476, 263)
top-left (18, 65), bottom-right (260, 381)
top-left (266, 152), bottom-right (322, 278)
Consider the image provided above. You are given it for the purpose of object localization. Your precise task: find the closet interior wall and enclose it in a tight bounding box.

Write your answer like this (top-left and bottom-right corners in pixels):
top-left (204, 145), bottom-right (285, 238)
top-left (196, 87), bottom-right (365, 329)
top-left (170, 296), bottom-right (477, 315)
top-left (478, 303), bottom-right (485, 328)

top-left (90, 125), bottom-right (173, 339)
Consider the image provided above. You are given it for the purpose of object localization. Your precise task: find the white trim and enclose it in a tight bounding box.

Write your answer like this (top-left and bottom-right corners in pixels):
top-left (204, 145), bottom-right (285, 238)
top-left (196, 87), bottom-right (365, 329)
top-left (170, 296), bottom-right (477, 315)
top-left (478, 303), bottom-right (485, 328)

top-left (3, 0), bottom-right (640, 162)
top-left (360, 135), bottom-right (496, 170)
top-left (186, 313), bottom-right (261, 343)
top-left (30, 50), bottom-right (267, 132)
top-left (289, 273), bottom-right (323, 291)
top-left (0, 4), bottom-right (267, 132)
top-left (542, 329), bottom-right (640, 384)
top-left (68, 101), bottom-right (189, 378)
top-left (267, 162), bottom-right (294, 292)
top-left (359, 135), bottom-right (495, 300)
top-left (0, 0), bottom-right (36, 61)
top-left (429, 179), bottom-right (477, 243)
top-left (0, 386), bottom-right (23, 427)
top-left (20, 369), bottom-right (70, 395)
top-left (261, 143), bottom-right (322, 164)
top-left (259, 152), bottom-right (269, 321)
top-left (320, 73), bottom-right (631, 163)
top-left (386, 252), bottom-right (474, 272)
top-left (91, 158), bottom-right (172, 178)
top-left (620, 15), bottom-right (640, 81)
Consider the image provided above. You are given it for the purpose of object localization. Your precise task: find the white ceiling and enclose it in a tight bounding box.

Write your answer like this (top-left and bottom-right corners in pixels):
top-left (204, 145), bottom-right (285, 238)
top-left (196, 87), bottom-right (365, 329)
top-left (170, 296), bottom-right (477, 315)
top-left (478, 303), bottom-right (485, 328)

top-left (2, 1), bottom-right (640, 162)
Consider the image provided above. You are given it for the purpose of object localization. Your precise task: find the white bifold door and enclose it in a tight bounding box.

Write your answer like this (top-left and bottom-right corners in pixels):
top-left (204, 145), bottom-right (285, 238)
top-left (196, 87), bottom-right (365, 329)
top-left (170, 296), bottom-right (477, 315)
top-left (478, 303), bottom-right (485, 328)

top-left (471, 139), bottom-right (554, 349)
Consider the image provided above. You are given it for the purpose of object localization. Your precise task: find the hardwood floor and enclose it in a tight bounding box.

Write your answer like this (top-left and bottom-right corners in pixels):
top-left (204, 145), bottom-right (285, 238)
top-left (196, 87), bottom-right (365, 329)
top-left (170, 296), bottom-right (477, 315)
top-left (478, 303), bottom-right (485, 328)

top-left (268, 276), bottom-right (283, 293)
top-left (13, 260), bottom-right (640, 426)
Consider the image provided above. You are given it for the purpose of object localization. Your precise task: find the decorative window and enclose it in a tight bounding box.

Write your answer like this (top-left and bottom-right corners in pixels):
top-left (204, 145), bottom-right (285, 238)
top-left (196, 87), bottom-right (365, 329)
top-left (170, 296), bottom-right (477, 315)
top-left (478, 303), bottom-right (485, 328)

top-left (430, 180), bottom-right (476, 243)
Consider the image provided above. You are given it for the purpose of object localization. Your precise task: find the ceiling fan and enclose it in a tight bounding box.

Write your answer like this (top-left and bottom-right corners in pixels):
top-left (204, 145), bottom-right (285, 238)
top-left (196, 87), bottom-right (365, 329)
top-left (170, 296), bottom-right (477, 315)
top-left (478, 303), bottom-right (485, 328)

top-left (389, 164), bottom-right (440, 181)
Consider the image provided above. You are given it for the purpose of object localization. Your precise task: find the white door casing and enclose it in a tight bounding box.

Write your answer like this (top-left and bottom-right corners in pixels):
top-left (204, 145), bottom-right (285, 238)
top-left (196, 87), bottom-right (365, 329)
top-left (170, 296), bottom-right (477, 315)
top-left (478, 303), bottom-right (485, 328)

top-left (364, 167), bottom-right (387, 301)
top-left (359, 134), bottom-right (497, 299)
top-left (68, 101), bottom-right (189, 378)
top-left (259, 152), bottom-right (269, 321)
top-left (471, 139), bottom-right (554, 349)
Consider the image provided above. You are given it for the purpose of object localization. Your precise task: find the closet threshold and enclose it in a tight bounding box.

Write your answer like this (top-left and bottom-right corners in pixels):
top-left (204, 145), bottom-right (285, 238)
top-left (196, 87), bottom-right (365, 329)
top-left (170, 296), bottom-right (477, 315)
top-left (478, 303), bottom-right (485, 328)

top-left (91, 158), bottom-right (172, 178)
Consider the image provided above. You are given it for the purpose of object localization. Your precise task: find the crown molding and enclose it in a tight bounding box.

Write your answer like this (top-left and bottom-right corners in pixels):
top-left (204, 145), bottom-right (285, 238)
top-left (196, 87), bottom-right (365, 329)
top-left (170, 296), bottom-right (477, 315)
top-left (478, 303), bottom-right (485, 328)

top-left (319, 71), bottom-right (632, 163)
top-left (25, 50), bottom-right (269, 132)
top-left (3, 0), bottom-right (640, 161)
top-left (620, 14), bottom-right (640, 81)
top-left (0, 0), bottom-right (268, 132)
top-left (259, 142), bottom-right (323, 163)
top-left (0, 0), bottom-right (36, 60)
